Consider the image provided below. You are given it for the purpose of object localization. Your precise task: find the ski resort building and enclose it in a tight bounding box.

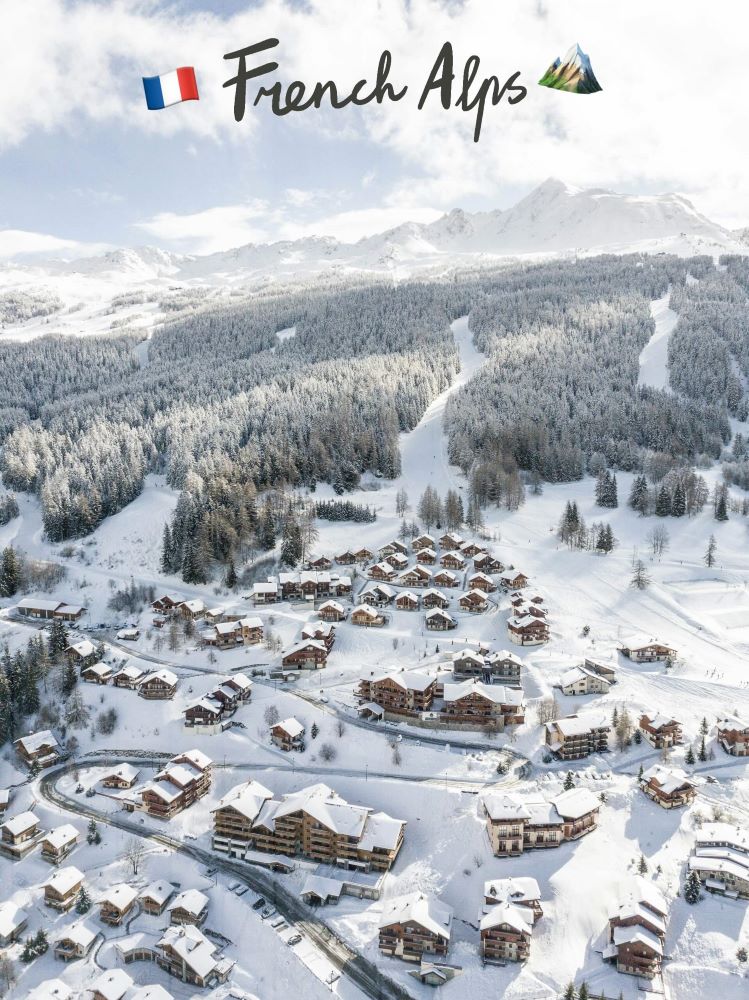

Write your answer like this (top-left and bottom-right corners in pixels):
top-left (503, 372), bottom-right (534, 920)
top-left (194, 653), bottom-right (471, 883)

top-left (425, 609), bottom-right (457, 630)
top-left (282, 639), bottom-right (329, 668)
top-left (138, 669), bottom-right (178, 700)
top-left (136, 750), bottom-right (213, 820)
top-left (639, 765), bottom-right (696, 809)
top-left (378, 893), bottom-right (452, 961)
top-left (688, 824), bottom-right (749, 898)
top-left (604, 877), bottom-right (668, 979)
top-left (545, 715), bottom-right (610, 759)
top-left (14, 729), bottom-right (61, 769)
top-left (558, 665), bottom-right (611, 696)
top-left (618, 637), bottom-right (676, 662)
top-left (716, 716), bottom-right (749, 756)
top-left (271, 717), bottom-right (306, 751)
top-left (483, 789), bottom-right (600, 856)
top-left (507, 614), bottom-right (549, 646)
top-left (0, 810), bottom-right (42, 859)
top-left (639, 714), bottom-right (683, 749)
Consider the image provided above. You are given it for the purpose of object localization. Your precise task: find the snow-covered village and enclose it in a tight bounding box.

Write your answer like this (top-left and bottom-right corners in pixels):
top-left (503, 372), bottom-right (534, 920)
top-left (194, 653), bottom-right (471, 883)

top-left (3, 4), bottom-right (749, 999)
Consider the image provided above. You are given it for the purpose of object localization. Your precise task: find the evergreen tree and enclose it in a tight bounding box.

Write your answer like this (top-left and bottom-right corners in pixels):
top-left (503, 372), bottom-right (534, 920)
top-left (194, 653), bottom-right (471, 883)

top-left (685, 744), bottom-right (695, 765)
top-left (160, 524), bottom-right (174, 574)
top-left (280, 519), bottom-right (303, 567)
top-left (75, 886), bottom-right (91, 914)
top-left (630, 557), bottom-right (651, 591)
top-left (224, 556), bottom-right (237, 589)
top-left (700, 717), bottom-right (709, 736)
top-left (47, 619), bottom-right (69, 660)
top-left (704, 534), bottom-right (717, 568)
top-left (563, 984), bottom-right (576, 1000)
top-left (671, 482), bottom-right (686, 517)
top-left (638, 854), bottom-right (648, 874)
top-left (0, 546), bottom-right (22, 597)
top-left (578, 984), bottom-right (589, 1000)
top-left (715, 484), bottom-right (729, 522)
top-left (563, 771), bottom-right (575, 791)
top-left (61, 659), bottom-right (77, 697)
top-left (698, 736), bottom-right (708, 762)
top-left (181, 537), bottom-right (207, 584)
top-left (628, 475), bottom-right (649, 516)
top-left (310, 722), bottom-right (319, 739)
top-left (655, 485), bottom-right (672, 517)
top-left (684, 870), bottom-right (701, 904)
top-left (257, 502), bottom-right (277, 550)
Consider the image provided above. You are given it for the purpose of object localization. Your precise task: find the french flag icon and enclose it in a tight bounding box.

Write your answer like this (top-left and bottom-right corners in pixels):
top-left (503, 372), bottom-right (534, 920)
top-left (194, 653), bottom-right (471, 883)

top-left (143, 67), bottom-right (199, 110)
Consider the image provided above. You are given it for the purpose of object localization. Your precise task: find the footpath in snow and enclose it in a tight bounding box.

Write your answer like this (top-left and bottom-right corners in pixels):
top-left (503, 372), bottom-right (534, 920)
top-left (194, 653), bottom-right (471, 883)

top-left (398, 315), bottom-right (487, 497)
top-left (638, 289), bottom-right (678, 391)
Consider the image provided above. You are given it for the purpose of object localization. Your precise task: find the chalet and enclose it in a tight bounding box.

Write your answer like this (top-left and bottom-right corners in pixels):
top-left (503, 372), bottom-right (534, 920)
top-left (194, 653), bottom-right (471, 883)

top-left (484, 877), bottom-right (543, 922)
top-left (44, 866), bottom-right (84, 911)
top-left (233, 782), bottom-right (405, 871)
top-left (331, 574), bottom-right (353, 598)
top-left (439, 532), bottom-right (464, 550)
top-left (0, 810), bottom-right (42, 859)
top-left (384, 551), bottom-right (409, 571)
top-left (422, 588), bottom-right (450, 609)
top-left (351, 604), bottom-right (387, 627)
top-left (640, 765), bottom-right (696, 809)
top-left (513, 600), bottom-right (547, 619)
top-left (27, 982), bottom-right (74, 1000)
top-left (467, 571), bottom-right (496, 593)
top-left (604, 877), bottom-right (667, 980)
top-left (151, 594), bottom-right (185, 614)
top-left (639, 713), bottom-right (683, 749)
top-left (412, 534), bottom-right (436, 551)
top-left (82, 661), bottom-right (112, 685)
top-left (177, 598), bottom-right (205, 620)
top-left (425, 609), bottom-right (457, 631)
top-left (397, 565), bottom-right (432, 588)
top-left (204, 615), bottom-right (264, 650)
top-left (480, 902), bottom-right (533, 964)
top-left (169, 888), bottom-right (209, 926)
top-left (90, 970), bottom-right (134, 1000)
top-left (319, 600), bottom-right (346, 622)
top-left (361, 584), bottom-right (395, 607)
top-left (335, 550), bottom-right (356, 565)
top-left (183, 696), bottom-right (223, 728)
top-left (358, 670), bottom-right (436, 714)
top-left (17, 597), bottom-right (86, 621)
top-left (154, 924), bottom-right (234, 987)
top-left (0, 901), bottom-right (28, 946)
top-left (99, 884), bottom-right (138, 925)
top-left (416, 547), bottom-right (437, 565)
top-left (369, 561), bottom-right (398, 582)
top-left (379, 893), bottom-right (452, 962)
top-left (65, 639), bottom-right (97, 667)
top-left (379, 540), bottom-right (408, 558)
top-left (559, 665), bottom-right (611, 696)
top-left (302, 621), bottom-right (336, 650)
top-left (211, 779), bottom-right (275, 857)
top-left (474, 553), bottom-right (504, 574)
top-left (307, 555), bottom-right (333, 570)
top-left (212, 673), bottom-right (252, 710)
top-left (507, 614), bottom-right (549, 646)
top-left (101, 764), bottom-right (140, 789)
top-left (441, 680), bottom-right (524, 729)
top-left (53, 921), bottom-right (97, 962)
top-left (483, 788), bottom-right (600, 856)
top-left (440, 551), bottom-right (466, 571)
top-left (451, 648), bottom-right (485, 678)
top-left (0, 788), bottom-right (8, 815)
top-left (271, 717), bottom-right (306, 751)
top-left (545, 714), bottom-right (610, 759)
top-left (112, 664), bottom-right (145, 689)
top-left (501, 572), bottom-right (529, 590)
top-left (584, 657), bottom-right (618, 684)
top-left (138, 669), bottom-right (178, 700)
top-left (40, 824), bottom-right (79, 864)
top-left (395, 591), bottom-right (420, 611)
top-left (204, 607), bottom-right (225, 625)
top-left (14, 729), bottom-right (61, 769)
top-left (353, 547), bottom-right (375, 563)
top-left (252, 580), bottom-right (279, 604)
top-left (138, 750), bottom-right (212, 820)
top-left (618, 637), bottom-right (676, 662)
top-left (458, 589), bottom-right (488, 613)
top-left (688, 823), bottom-right (749, 899)
top-left (485, 650), bottom-right (523, 686)
top-left (140, 880), bottom-right (176, 916)
top-left (716, 715), bottom-right (749, 757)
top-left (282, 639), bottom-right (329, 669)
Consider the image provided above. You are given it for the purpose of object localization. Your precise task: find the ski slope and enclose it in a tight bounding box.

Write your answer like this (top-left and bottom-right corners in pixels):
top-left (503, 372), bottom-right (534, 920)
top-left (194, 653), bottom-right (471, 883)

top-left (638, 290), bottom-right (678, 391)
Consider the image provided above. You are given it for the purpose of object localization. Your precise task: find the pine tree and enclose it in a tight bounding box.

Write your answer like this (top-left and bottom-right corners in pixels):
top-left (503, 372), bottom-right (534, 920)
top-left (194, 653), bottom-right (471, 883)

top-left (704, 534), bottom-right (717, 568)
top-left (61, 659), bottom-right (77, 697)
top-left (630, 557), bottom-right (651, 591)
top-left (181, 538), bottom-right (207, 584)
top-left (671, 482), bottom-right (686, 517)
top-left (563, 984), bottom-right (576, 1000)
top-left (684, 870), bottom-right (701, 904)
top-left (0, 546), bottom-right (22, 597)
top-left (310, 722), bottom-right (319, 739)
top-left (655, 485), bottom-right (672, 517)
top-left (715, 485), bottom-right (729, 522)
top-left (700, 717), bottom-right (709, 736)
top-left (638, 854), bottom-right (648, 874)
top-left (628, 474), bottom-right (649, 515)
top-left (160, 524), bottom-right (173, 574)
top-left (578, 983), bottom-right (589, 1000)
top-left (75, 886), bottom-right (91, 914)
top-left (47, 619), bottom-right (69, 659)
top-left (685, 745), bottom-right (696, 765)
top-left (563, 771), bottom-right (575, 791)
top-left (280, 519), bottom-right (303, 567)
top-left (224, 556), bottom-right (237, 589)
top-left (698, 736), bottom-right (708, 762)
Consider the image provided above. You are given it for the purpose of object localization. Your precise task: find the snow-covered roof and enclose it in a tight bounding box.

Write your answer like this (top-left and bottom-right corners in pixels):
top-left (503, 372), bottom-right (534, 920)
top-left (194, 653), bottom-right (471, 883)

top-left (169, 888), bottom-right (209, 916)
top-left (552, 787), bottom-right (600, 820)
top-left (483, 793), bottom-right (532, 822)
top-left (375, 670), bottom-right (434, 693)
top-left (2, 810), bottom-right (39, 836)
top-left (43, 823), bottom-right (78, 850)
top-left (480, 901), bottom-right (533, 934)
top-left (45, 866), bottom-right (83, 895)
top-left (140, 880), bottom-right (175, 907)
top-left (486, 649), bottom-right (522, 665)
top-left (83, 661), bottom-right (111, 678)
top-left (425, 608), bottom-right (456, 621)
top-left (253, 581), bottom-right (279, 593)
top-left (90, 969), bottom-right (133, 1000)
top-left (102, 763), bottom-right (140, 784)
top-left (484, 876), bottom-right (541, 905)
top-left (396, 590), bottom-right (420, 602)
top-left (276, 717), bottom-right (305, 738)
top-left (214, 620), bottom-right (240, 636)
top-left (352, 604), bottom-right (381, 617)
top-left (175, 748), bottom-right (212, 771)
top-left (452, 648), bottom-right (484, 665)
top-left (17, 598), bottom-right (63, 612)
top-left (67, 639), bottom-right (95, 657)
top-left (56, 920), bottom-right (96, 949)
top-left (642, 764), bottom-right (694, 794)
top-left (285, 639), bottom-right (328, 655)
top-left (547, 714), bottom-right (609, 737)
top-left (319, 600), bottom-right (344, 612)
top-left (156, 924), bottom-right (220, 979)
top-left (100, 883), bottom-right (138, 910)
top-left (113, 664), bottom-right (144, 680)
top-left (15, 729), bottom-right (59, 753)
top-left (611, 923), bottom-right (663, 955)
top-left (359, 811), bottom-right (406, 852)
top-left (27, 980), bottom-right (74, 1000)
top-left (716, 715), bottom-right (749, 731)
top-left (618, 634), bottom-right (674, 650)
top-left (301, 874), bottom-right (344, 901)
top-left (379, 892), bottom-right (452, 938)
top-left (641, 712), bottom-right (679, 730)
top-left (0, 901), bottom-right (27, 937)
top-left (180, 599), bottom-right (205, 614)
top-left (141, 668), bottom-right (178, 687)
top-left (214, 779), bottom-right (274, 821)
top-left (130, 984), bottom-right (174, 1000)
top-left (443, 680), bottom-right (521, 706)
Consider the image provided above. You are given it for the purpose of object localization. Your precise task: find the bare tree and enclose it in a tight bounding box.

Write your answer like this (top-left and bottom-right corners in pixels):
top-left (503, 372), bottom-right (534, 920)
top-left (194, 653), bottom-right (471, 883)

top-left (124, 838), bottom-right (146, 876)
top-left (319, 742), bottom-right (337, 762)
top-left (336, 719), bottom-right (346, 738)
top-left (646, 525), bottom-right (670, 559)
top-left (263, 705), bottom-right (280, 728)
top-left (630, 557), bottom-right (651, 591)
top-left (536, 697), bottom-right (560, 725)
top-left (0, 957), bottom-right (16, 994)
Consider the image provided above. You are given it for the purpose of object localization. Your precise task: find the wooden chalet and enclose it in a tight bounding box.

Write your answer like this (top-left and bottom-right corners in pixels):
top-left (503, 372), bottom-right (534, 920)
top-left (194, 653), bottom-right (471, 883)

top-left (618, 637), bottom-right (676, 662)
top-left (583, 657), bottom-right (617, 684)
top-left (369, 562), bottom-right (398, 582)
top-left (335, 550), bottom-right (356, 565)
top-left (545, 714), bottom-right (610, 760)
top-left (101, 764), bottom-right (140, 789)
top-left (40, 823), bottom-right (79, 864)
top-left (422, 588), bottom-right (450, 609)
top-left (0, 810), bottom-right (42, 859)
top-left (395, 591), bottom-right (420, 611)
top-left (0, 901), bottom-right (28, 946)
top-left (432, 570), bottom-right (459, 589)
top-left (301, 621), bottom-right (336, 650)
top-left (252, 580), bottom-right (280, 604)
top-left (282, 639), bottom-right (329, 669)
top-left (168, 888), bottom-right (209, 926)
top-left (99, 884), bottom-right (138, 926)
top-left (473, 553), bottom-right (504, 574)
top-left (138, 669), bottom-right (178, 700)
top-left (307, 555), bottom-right (333, 570)
top-left (483, 788), bottom-right (600, 856)
top-left (558, 665), bottom-right (611, 696)
top-left (439, 532), bottom-right (464, 551)
top-left (716, 716), bottom-right (749, 756)
top-left (485, 650), bottom-right (523, 685)
top-left (53, 922), bottom-right (97, 962)
top-left (14, 729), bottom-right (61, 769)
top-left (639, 713), bottom-right (683, 749)
top-left (358, 671), bottom-right (436, 714)
top-left (65, 639), bottom-right (97, 667)
top-left (397, 565), bottom-right (432, 588)
top-left (44, 866), bottom-right (84, 911)
top-left (111, 664), bottom-right (145, 689)
top-left (458, 589), bottom-right (488, 613)
top-left (412, 534), bottom-right (436, 551)
top-left (211, 779), bottom-right (275, 857)
top-left (501, 572), bottom-right (529, 590)
top-left (384, 551), bottom-right (409, 571)
top-left (507, 614), bottom-right (549, 646)
top-left (484, 877), bottom-right (543, 922)
top-left (138, 750), bottom-right (213, 820)
top-left (440, 551), bottom-right (466, 570)
top-left (271, 717), bottom-right (306, 751)
top-left (139, 880), bottom-right (176, 916)
top-left (351, 604), bottom-right (387, 627)
top-left (151, 593), bottom-right (185, 614)
top-left (177, 598), bottom-right (206, 620)
top-left (379, 893), bottom-right (452, 962)
top-left (379, 540), bottom-right (408, 558)
top-left (361, 584), bottom-right (395, 607)
top-left (689, 824), bottom-right (749, 898)
top-left (90, 970), bottom-right (134, 1000)
top-left (639, 765), bottom-right (696, 809)
top-left (604, 878), bottom-right (667, 979)
top-left (416, 547), bottom-right (437, 565)
top-left (81, 661), bottom-right (112, 685)
top-left (440, 680), bottom-right (524, 729)
top-left (459, 540), bottom-right (484, 558)
top-left (480, 902), bottom-right (533, 963)
top-left (467, 572), bottom-right (496, 593)
top-left (353, 546), bottom-right (374, 562)
top-left (425, 609), bottom-right (457, 631)
top-left (319, 600), bottom-right (347, 622)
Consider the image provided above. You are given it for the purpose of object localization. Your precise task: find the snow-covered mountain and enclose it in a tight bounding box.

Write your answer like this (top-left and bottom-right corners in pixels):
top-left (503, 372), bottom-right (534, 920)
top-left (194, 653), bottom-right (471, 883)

top-left (539, 43), bottom-right (603, 94)
top-left (0, 179), bottom-right (744, 340)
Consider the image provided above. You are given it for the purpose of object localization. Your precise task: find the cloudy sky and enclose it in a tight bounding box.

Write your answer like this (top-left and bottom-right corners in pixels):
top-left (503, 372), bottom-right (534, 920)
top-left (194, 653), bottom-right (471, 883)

top-left (1, 0), bottom-right (747, 259)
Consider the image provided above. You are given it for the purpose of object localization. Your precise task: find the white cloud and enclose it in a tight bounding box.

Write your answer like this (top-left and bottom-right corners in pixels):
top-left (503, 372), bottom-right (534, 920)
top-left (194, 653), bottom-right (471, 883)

top-left (0, 229), bottom-right (110, 259)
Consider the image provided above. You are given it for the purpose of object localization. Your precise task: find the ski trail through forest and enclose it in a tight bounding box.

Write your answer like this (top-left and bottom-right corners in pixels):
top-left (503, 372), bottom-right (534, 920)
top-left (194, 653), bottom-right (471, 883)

top-left (638, 288), bottom-right (677, 392)
top-left (397, 315), bottom-right (487, 498)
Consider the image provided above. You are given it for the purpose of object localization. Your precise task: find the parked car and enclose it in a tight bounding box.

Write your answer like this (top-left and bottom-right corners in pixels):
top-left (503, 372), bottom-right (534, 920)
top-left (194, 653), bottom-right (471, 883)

top-left (261, 906), bottom-right (276, 920)
top-left (287, 934), bottom-right (302, 946)
top-left (252, 897), bottom-right (266, 910)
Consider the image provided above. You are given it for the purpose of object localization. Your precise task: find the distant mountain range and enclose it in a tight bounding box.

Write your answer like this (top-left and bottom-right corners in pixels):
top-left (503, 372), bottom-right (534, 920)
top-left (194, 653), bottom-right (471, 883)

top-left (0, 180), bottom-right (746, 334)
top-left (539, 44), bottom-right (603, 94)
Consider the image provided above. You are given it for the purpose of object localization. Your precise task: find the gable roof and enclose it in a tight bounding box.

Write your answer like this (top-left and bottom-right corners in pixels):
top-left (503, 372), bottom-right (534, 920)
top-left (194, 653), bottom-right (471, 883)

top-left (379, 892), bottom-right (453, 938)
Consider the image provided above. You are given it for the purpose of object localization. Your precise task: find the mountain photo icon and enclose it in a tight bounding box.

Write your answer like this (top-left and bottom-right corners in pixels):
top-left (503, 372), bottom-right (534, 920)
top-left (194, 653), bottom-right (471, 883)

top-left (539, 43), bottom-right (602, 94)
